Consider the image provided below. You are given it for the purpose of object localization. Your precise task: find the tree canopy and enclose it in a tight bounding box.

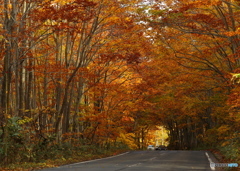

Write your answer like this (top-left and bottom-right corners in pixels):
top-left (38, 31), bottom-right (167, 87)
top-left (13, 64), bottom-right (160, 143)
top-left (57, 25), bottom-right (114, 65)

top-left (0, 0), bottom-right (239, 167)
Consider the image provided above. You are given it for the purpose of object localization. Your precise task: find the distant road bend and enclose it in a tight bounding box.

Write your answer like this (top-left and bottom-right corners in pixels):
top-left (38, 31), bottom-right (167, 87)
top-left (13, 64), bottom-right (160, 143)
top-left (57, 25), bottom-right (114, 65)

top-left (39, 150), bottom-right (220, 171)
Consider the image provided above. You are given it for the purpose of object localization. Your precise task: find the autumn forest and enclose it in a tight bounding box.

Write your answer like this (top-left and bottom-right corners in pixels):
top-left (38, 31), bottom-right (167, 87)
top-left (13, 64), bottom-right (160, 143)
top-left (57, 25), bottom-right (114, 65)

top-left (0, 0), bottom-right (240, 168)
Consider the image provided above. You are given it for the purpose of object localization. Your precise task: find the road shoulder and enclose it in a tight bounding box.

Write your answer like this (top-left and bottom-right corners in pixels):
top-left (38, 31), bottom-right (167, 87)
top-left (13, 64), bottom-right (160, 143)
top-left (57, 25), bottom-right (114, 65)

top-left (205, 150), bottom-right (223, 171)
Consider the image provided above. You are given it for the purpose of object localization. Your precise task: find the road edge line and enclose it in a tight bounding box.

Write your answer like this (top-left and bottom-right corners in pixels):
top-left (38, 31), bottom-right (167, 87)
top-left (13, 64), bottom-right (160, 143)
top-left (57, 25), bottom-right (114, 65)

top-left (64, 151), bottom-right (130, 166)
top-left (205, 151), bottom-right (215, 170)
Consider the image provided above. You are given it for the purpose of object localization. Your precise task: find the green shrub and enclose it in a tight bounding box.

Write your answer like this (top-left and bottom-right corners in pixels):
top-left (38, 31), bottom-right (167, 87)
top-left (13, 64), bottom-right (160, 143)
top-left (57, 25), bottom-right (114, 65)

top-left (219, 136), bottom-right (240, 163)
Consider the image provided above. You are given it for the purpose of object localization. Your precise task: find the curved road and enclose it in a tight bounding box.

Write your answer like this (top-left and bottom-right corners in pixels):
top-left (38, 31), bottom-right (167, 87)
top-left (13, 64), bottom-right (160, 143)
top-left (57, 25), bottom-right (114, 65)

top-left (39, 150), bottom-right (220, 171)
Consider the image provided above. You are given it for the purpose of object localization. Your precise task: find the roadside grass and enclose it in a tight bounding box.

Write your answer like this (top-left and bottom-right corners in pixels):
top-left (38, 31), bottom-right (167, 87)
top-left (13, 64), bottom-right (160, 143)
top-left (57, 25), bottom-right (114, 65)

top-left (0, 148), bottom-right (129, 171)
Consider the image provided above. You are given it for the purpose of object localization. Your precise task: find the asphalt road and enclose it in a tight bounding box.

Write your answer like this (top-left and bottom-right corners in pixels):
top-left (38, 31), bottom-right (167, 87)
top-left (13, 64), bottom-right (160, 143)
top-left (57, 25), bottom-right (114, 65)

top-left (39, 150), bottom-right (218, 171)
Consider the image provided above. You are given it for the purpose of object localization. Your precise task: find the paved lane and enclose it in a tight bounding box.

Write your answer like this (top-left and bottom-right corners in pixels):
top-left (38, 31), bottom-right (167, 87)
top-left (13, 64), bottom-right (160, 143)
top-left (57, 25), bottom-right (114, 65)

top-left (39, 150), bottom-right (215, 171)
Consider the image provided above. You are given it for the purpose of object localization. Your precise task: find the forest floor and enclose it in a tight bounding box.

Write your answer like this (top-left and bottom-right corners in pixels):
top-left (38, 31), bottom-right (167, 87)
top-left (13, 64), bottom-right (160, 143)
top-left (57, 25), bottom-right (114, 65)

top-left (0, 149), bottom-right (129, 171)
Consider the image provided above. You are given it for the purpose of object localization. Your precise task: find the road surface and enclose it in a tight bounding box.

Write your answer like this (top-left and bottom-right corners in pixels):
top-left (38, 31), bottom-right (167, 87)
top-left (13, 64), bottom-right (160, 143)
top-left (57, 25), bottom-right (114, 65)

top-left (39, 150), bottom-right (219, 171)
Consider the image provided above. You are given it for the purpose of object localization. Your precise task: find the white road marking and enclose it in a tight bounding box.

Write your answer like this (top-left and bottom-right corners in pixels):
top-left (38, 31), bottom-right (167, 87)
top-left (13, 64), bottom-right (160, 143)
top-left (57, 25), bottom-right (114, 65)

top-left (205, 152), bottom-right (215, 170)
top-left (149, 157), bottom-right (157, 161)
top-left (128, 163), bottom-right (141, 167)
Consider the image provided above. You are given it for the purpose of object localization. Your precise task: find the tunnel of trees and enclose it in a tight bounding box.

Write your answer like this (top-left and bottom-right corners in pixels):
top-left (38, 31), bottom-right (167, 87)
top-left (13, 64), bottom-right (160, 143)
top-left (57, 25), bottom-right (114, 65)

top-left (0, 0), bottom-right (239, 166)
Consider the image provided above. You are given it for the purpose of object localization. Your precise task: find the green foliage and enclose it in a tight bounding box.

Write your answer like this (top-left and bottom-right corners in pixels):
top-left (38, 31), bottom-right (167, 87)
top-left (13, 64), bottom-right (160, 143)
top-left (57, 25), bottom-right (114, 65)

top-left (219, 133), bottom-right (240, 163)
top-left (0, 116), bottom-right (131, 168)
top-left (168, 12), bottom-right (184, 19)
top-left (136, 7), bottom-right (148, 15)
top-left (231, 73), bottom-right (240, 84)
top-left (0, 144), bottom-right (130, 170)
top-left (0, 117), bottom-right (25, 163)
top-left (149, 9), bottom-right (165, 16)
